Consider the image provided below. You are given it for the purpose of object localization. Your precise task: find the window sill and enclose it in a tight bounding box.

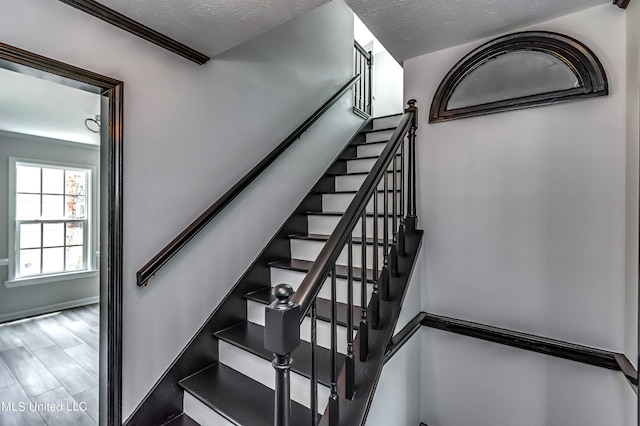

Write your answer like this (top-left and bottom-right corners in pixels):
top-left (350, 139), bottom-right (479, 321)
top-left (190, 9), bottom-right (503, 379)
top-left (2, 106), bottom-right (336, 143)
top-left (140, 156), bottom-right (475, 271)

top-left (4, 270), bottom-right (99, 288)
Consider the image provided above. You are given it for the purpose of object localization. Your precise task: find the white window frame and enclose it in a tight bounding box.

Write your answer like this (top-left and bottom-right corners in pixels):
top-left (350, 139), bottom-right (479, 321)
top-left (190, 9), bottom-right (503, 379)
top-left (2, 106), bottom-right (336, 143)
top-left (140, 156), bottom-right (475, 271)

top-left (5, 157), bottom-right (98, 287)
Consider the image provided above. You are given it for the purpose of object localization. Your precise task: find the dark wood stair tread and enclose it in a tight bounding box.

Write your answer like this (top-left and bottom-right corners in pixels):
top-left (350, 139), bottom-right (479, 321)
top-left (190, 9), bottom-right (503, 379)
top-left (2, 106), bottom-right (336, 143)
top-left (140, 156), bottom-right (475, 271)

top-left (214, 322), bottom-right (345, 387)
top-left (326, 170), bottom-right (400, 177)
top-left (362, 126), bottom-right (397, 134)
top-left (267, 258), bottom-right (377, 282)
top-left (244, 288), bottom-right (360, 330)
top-left (305, 211), bottom-right (395, 217)
top-left (179, 363), bottom-right (312, 426)
top-left (289, 233), bottom-right (390, 245)
top-left (161, 413), bottom-right (200, 426)
top-left (313, 189), bottom-right (398, 194)
top-left (338, 153), bottom-right (400, 162)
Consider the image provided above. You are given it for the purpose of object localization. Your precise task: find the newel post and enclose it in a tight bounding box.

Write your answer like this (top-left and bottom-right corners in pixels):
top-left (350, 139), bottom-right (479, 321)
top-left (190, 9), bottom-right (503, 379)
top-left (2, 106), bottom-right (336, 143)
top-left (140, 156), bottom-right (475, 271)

top-left (405, 99), bottom-right (419, 235)
top-left (265, 284), bottom-right (301, 426)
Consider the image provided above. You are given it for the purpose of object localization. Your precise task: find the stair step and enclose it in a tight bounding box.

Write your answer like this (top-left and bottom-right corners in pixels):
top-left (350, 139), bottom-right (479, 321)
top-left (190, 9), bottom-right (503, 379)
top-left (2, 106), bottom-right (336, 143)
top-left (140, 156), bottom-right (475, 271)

top-left (338, 153), bottom-right (400, 162)
top-left (244, 288), bottom-right (360, 330)
top-left (327, 170), bottom-right (400, 177)
top-left (372, 113), bottom-right (402, 130)
top-left (268, 258), bottom-right (376, 283)
top-left (214, 322), bottom-right (345, 387)
top-left (314, 189), bottom-right (397, 194)
top-left (161, 413), bottom-right (201, 426)
top-left (180, 363), bottom-right (312, 426)
top-left (362, 126), bottom-right (397, 134)
top-left (288, 233), bottom-right (389, 245)
top-left (306, 211), bottom-right (396, 217)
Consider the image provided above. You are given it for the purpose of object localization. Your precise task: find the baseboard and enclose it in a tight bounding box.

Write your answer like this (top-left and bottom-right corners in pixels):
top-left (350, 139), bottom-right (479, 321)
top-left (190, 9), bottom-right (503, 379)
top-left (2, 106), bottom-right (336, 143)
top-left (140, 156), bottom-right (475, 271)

top-left (0, 296), bottom-right (99, 323)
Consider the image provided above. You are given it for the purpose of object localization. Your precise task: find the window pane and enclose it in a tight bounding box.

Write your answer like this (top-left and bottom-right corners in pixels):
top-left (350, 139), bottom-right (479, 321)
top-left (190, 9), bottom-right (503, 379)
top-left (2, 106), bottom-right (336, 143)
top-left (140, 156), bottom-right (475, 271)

top-left (42, 247), bottom-right (64, 274)
top-left (43, 223), bottom-right (64, 247)
top-left (66, 246), bottom-right (84, 271)
top-left (66, 222), bottom-right (84, 246)
top-left (16, 165), bottom-right (40, 193)
top-left (19, 224), bottom-right (41, 249)
top-left (448, 51), bottom-right (580, 110)
top-left (16, 194), bottom-right (40, 219)
top-left (65, 196), bottom-right (86, 219)
top-left (19, 249), bottom-right (41, 276)
top-left (42, 195), bottom-right (64, 218)
top-left (42, 168), bottom-right (64, 194)
top-left (66, 170), bottom-right (86, 195)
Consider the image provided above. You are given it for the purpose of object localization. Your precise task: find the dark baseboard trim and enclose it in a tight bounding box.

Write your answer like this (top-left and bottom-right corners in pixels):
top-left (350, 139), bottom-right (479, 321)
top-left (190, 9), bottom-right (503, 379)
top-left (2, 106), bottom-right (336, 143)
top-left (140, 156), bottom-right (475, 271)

top-left (385, 312), bottom-right (427, 363)
top-left (352, 106), bottom-right (370, 120)
top-left (421, 313), bottom-right (620, 370)
top-left (613, 0), bottom-right (631, 9)
top-left (57, 0), bottom-right (210, 65)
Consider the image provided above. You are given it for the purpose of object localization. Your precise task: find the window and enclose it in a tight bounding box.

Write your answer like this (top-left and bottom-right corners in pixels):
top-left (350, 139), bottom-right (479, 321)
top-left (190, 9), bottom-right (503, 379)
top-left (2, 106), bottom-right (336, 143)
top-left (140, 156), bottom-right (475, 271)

top-left (429, 31), bottom-right (609, 123)
top-left (7, 158), bottom-right (96, 286)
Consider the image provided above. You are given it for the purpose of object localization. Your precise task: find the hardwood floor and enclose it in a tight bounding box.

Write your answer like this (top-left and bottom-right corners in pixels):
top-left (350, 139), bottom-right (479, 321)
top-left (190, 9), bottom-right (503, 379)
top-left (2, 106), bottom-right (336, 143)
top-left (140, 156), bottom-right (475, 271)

top-left (0, 304), bottom-right (98, 425)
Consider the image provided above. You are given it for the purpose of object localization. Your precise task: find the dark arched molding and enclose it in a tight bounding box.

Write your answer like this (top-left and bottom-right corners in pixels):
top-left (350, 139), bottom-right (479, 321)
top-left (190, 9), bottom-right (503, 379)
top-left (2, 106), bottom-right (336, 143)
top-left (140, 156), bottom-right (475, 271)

top-left (429, 31), bottom-right (609, 123)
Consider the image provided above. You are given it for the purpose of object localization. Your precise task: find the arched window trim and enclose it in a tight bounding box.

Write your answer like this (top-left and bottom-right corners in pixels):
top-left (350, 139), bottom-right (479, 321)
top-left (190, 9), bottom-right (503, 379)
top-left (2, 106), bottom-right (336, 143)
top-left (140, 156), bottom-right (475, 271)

top-left (429, 31), bottom-right (609, 123)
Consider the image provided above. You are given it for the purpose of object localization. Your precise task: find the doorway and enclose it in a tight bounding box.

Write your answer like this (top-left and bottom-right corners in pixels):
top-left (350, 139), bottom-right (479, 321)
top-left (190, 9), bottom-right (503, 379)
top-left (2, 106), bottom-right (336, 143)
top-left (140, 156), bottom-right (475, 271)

top-left (0, 42), bottom-right (123, 426)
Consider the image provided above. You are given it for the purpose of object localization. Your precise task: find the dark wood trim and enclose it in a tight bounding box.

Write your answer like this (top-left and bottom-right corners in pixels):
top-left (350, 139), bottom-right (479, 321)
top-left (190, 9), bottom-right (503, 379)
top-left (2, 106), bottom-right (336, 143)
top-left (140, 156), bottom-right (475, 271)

top-left (614, 353), bottom-right (639, 391)
top-left (430, 31), bottom-right (609, 123)
top-left (0, 41), bottom-right (124, 426)
top-left (136, 74), bottom-right (362, 286)
top-left (354, 40), bottom-right (372, 61)
top-left (57, 0), bottom-right (210, 65)
top-left (421, 313), bottom-right (621, 371)
top-left (384, 312), bottom-right (427, 363)
top-left (613, 0), bottom-right (631, 9)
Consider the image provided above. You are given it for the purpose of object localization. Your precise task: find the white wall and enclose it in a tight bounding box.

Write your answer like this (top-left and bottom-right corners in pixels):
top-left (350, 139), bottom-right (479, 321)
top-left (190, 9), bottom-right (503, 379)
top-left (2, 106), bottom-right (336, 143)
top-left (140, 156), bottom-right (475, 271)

top-left (421, 328), bottom-right (633, 426)
top-left (404, 4), bottom-right (633, 425)
top-left (0, 0), bottom-right (361, 419)
top-left (625, 0), bottom-right (640, 368)
top-left (373, 51), bottom-right (404, 117)
top-left (0, 131), bottom-right (100, 321)
top-left (406, 4), bottom-right (627, 351)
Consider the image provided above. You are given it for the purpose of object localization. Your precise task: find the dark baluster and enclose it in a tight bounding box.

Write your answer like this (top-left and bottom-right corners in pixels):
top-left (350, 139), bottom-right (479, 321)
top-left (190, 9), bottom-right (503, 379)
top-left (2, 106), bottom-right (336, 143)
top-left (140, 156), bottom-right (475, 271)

top-left (359, 211), bottom-right (369, 362)
top-left (406, 99), bottom-right (418, 234)
top-left (310, 300), bottom-right (318, 426)
top-left (265, 284), bottom-right (300, 426)
top-left (367, 51), bottom-right (373, 115)
top-left (353, 47), bottom-right (358, 107)
top-left (398, 139), bottom-right (406, 257)
top-left (371, 190), bottom-right (380, 330)
top-left (390, 146), bottom-right (399, 277)
top-left (380, 168), bottom-right (390, 302)
top-left (345, 236), bottom-right (355, 399)
top-left (329, 266), bottom-right (339, 426)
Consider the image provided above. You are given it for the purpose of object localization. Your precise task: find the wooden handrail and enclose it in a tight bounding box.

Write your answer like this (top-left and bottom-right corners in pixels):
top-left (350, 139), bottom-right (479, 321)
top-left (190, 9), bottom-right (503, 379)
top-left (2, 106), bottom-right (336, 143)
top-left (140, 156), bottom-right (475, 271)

top-left (137, 75), bottom-right (362, 286)
top-left (292, 110), bottom-right (415, 317)
top-left (354, 40), bottom-right (372, 61)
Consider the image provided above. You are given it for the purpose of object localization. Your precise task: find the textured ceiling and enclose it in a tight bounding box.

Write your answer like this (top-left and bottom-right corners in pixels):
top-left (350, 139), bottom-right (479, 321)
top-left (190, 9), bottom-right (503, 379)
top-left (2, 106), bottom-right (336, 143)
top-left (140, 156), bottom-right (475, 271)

top-left (345, 0), bottom-right (610, 62)
top-left (0, 68), bottom-right (100, 145)
top-left (99, 0), bottom-right (330, 57)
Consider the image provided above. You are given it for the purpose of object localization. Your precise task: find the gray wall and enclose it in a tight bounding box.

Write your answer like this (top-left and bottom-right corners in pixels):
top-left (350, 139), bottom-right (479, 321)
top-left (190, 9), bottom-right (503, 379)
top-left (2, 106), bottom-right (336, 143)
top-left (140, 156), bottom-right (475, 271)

top-left (404, 5), bottom-right (634, 425)
top-left (0, 131), bottom-right (100, 321)
top-left (0, 0), bottom-right (360, 417)
top-left (624, 0), bottom-right (639, 368)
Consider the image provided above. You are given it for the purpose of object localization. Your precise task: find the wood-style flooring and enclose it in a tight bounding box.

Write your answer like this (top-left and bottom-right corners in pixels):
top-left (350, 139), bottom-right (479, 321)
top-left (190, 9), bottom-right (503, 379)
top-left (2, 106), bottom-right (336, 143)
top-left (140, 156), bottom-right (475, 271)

top-left (0, 304), bottom-right (99, 425)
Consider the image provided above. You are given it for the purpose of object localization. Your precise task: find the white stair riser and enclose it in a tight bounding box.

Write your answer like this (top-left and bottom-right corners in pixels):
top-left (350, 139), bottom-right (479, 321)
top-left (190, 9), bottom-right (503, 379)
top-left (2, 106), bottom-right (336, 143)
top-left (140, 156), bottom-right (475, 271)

top-left (335, 172), bottom-right (401, 192)
top-left (322, 192), bottom-right (400, 213)
top-left (347, 156), bottom-right (400, 174)
top-left (246, 300), bottom-right (354, 354)
top-left (183, 392), bottom-right (235, 426)
top-left (218, 341), bottom-right (330, 413)
top-left (357, 143), bottom-right (385, 157)
top-left (307, 215), bottom-right (397, 240)
top-left (290, 239), bottom-right (384, 270)
top-left (366, 130), bottom-right (394, 143)
top-left (270, 267), bottom-right (373, 306)
top-left (373, 115), bottom-right (402, 130)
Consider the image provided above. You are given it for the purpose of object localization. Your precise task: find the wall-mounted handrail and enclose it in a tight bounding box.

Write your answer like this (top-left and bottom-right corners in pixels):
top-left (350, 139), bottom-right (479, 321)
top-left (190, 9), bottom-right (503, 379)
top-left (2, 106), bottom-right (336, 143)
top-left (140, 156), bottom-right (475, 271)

top-left (136, 75), bottom-right (362, 286)
top-left (292, 110), bottom-right (414, 316)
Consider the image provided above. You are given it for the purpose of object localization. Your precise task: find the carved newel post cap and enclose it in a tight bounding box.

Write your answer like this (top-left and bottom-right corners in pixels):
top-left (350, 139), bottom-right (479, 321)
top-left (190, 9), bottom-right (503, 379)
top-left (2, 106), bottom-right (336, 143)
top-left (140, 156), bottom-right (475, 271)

top-left (273, 284), bottom-right (294, 306)
top-left (407, 99), bottom-right (417, 107)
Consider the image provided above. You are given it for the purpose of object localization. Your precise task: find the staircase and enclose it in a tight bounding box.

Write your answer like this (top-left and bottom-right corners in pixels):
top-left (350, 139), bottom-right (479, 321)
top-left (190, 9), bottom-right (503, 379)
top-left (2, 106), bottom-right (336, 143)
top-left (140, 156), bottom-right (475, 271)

top-left (163, 113), bottom-right (405, 426)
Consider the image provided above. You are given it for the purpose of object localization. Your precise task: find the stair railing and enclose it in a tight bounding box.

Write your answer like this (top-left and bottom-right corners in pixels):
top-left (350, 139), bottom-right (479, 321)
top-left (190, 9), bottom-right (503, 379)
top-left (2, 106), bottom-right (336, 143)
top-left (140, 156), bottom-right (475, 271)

top-left (353, 41), bottom-right (373, 116)
top-left (265, 100), bottom-right (419, 426)
top-left (136, 75), bottom-right (362, 286)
